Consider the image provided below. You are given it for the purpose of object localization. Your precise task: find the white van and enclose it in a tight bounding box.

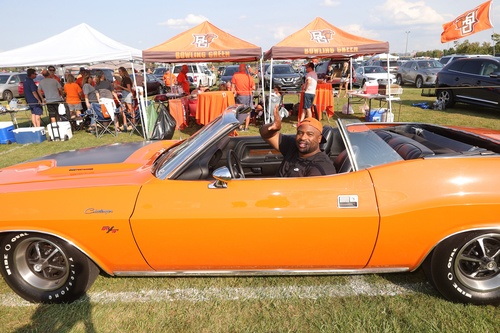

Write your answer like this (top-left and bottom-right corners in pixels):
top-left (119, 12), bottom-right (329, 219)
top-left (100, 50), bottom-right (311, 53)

top-left (172, 63), bottom-right (211, 87)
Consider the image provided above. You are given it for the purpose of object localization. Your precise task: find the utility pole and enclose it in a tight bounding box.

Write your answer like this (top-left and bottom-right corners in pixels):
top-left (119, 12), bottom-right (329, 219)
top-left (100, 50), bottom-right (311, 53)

top-left (405, 31), bottom-right (411, 57)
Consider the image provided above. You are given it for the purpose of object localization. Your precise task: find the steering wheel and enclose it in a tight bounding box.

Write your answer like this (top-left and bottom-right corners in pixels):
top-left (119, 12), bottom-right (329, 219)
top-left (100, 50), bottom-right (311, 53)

top-left (227, 149), bottom-right (245, 179)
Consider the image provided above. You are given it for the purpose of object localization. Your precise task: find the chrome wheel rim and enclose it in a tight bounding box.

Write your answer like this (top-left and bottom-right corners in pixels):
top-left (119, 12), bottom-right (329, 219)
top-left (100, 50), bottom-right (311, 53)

top-left (455, 233), bottom-right (500, 292)
top-left (14, 238), bottom-right (70, 291)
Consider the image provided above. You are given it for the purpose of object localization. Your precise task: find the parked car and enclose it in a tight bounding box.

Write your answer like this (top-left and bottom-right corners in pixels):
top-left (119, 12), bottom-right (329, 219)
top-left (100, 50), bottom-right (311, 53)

top-left (439, 54), bottom-right (493, 66)
top-left (90, 68), bottom-right (115, 83)
top-left (219, 65), bottom-right (241, 84)
top-left (396, 60), bottom-right (443, 88)
top-left (1, 108), bottom-right (500, 305)
top-left (172, 63), bottom-right (210, 87)
top-left (0, 72), bottom-right (27, 100)
top-left (436, 57), bottom-right (500, 110)
top-left (354, 66), bottom-right (395, 87)
top-left (367, 60), bottom-right (400, 75)
top-left (145, 73), bottom-right (166, 95)
top-left (153, 67), bottom-right (168, 80)
top-left (263, 64), bottom-right (303, 91)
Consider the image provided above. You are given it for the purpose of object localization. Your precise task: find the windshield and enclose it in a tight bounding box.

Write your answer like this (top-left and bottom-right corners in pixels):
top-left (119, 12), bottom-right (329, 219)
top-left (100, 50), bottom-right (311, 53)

top-left (364, 66), bottom-right (386, 74)
top-left (418, 60), bottom-right (443, 69)
top-left (338, 119), bottom-right (402, 170)
top-left (272, 66), bottom-right (294, 74)
top-left (223, 67), bottom-right (239, 76)
top-left (153, 107), bottom-right (240, 180)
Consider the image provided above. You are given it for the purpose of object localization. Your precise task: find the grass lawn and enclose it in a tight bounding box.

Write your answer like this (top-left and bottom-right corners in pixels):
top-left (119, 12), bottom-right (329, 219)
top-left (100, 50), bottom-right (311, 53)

top-left (0, 87), bottom-right (499, 332)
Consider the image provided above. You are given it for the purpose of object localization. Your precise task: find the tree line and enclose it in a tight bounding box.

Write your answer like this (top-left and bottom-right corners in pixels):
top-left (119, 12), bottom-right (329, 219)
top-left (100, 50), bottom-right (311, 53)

top-left (413, 33), bottom-right (500, 59)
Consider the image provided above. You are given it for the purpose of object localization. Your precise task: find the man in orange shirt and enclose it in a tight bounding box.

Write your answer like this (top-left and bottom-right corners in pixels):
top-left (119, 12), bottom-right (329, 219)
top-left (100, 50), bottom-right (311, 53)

top-left (162, 68), bottom-right (176, 88)
top-left (231, 64), bottom-right (255, 131)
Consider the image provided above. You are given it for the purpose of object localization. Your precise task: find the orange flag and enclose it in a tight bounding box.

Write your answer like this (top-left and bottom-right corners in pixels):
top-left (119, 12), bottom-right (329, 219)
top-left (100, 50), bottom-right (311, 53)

top-left (441, 0), bottom-right (493, 43)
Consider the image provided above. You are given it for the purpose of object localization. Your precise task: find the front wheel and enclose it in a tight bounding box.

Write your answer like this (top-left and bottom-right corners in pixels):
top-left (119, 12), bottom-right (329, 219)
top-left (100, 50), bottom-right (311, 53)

top-left (415, 76), bottom-right (424, 89)
top-left (428, 231), bottom-right (500, 305)
top-left (0, 232), bottom-right (99, 304)
top-left (396, 75), bottom-right (403, 86)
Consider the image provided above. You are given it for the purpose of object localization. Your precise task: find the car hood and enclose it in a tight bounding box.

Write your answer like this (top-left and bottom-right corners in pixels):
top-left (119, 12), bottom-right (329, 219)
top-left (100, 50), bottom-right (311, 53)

top-left (0, 140), bottom-right (177, 186)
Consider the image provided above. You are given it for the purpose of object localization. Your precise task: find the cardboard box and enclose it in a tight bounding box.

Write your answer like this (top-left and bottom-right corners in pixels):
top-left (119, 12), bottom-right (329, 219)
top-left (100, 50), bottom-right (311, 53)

top-left (13, 127), bottom-right (46, 144)
top-left (379, 84), bottom-right (403, 95)
top-left (0, 121), bottom-right (16, 144)
top-left (47, 121), bottom-right (73, 141)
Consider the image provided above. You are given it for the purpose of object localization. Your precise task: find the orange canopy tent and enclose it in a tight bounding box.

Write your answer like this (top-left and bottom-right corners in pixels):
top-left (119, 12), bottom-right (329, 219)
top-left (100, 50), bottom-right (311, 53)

top-left (143, 21), bottom-right (262, 63)
top-left (264, 17), bottom-right (388, 60)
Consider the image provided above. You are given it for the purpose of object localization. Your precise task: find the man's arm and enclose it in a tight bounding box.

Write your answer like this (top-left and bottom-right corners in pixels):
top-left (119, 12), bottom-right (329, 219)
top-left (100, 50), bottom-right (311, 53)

top-left (259, 105), bottom-right (281, 151)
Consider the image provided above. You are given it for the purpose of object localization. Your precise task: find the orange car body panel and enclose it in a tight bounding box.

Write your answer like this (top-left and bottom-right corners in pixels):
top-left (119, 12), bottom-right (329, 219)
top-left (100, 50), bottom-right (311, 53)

top-left (132, 171), bottom-right (379, 271)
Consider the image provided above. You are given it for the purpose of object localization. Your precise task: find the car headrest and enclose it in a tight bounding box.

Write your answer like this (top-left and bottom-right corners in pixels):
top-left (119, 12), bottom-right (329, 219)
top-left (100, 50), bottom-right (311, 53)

top-left (320, 125), bottom-right (334, 155)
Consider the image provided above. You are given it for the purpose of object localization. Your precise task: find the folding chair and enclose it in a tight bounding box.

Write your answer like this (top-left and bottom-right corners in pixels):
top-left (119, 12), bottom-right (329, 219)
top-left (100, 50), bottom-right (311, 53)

top-left (88, 102), bottom-right (116, 138)
top-left (122, 99), bottom-right (142, 136)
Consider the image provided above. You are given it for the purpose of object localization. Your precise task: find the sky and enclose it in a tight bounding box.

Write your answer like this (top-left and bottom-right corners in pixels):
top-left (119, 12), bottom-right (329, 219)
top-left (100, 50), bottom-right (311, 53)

top-left (2, 0), bottom-right (498, 58)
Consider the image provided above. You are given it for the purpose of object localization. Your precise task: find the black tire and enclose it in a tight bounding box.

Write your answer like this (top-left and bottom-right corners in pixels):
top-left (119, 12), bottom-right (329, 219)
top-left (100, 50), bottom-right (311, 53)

top-left (415, 76), bottom-right (424, 89)
top-left (0, 232), bottom-right (99, 304)
top-left (396, 75), bottom-right (403, 86)
top-left (3, 90), bottom-right (13, 101)
top-left (429, 230), bottom-right (500, 305)
top-left (437, 89), bottom-right (455, 108)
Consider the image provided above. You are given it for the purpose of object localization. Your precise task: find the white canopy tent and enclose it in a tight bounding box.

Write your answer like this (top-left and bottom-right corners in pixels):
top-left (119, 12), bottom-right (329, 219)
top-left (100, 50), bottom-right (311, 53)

top-left (0, 23), bottom-right (152, 138)
top-left (0, 23), bottom-right (142, 67)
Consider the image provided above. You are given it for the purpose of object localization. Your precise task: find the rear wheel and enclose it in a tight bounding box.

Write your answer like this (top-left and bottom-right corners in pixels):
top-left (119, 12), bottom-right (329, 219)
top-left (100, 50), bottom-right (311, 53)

top-left (437, 89), bottom-right (455, 108)
top-left (2, 90), bottom-right (13, 101)
top-left (0, 232), bottom-right (99, 304)
top-left (428, 231), bottom-right (500, 305)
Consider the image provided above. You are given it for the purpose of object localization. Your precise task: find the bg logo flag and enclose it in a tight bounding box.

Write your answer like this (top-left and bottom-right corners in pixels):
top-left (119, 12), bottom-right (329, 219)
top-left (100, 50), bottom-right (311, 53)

top-left (441, 0), bottom-right (493, 43)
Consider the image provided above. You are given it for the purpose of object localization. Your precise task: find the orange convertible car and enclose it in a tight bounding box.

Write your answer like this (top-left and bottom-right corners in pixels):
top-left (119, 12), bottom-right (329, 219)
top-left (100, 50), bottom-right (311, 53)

top-left (1, 105), bottom-right (500, 305)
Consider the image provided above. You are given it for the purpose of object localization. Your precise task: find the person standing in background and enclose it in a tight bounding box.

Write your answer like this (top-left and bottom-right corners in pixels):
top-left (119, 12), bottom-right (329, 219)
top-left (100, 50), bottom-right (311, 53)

top-left (23, 68), bottom-right (44, 127)
top-left (231, 64), bottom-right (255, 131)
top-left (63, 74), bottom-right (83, 119)
top-left (47, 65), bottom-right (61, 83)
top-left (299, 62), bottom-right (318, 123)
top-left (176, 65), bottom-right (190, 95)
top-left (38, 69), bottom-right (63, 124)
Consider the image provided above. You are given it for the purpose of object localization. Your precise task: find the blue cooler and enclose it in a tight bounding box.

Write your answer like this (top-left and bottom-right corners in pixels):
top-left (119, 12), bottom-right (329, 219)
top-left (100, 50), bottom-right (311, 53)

top-left (13, 127), bottom-right (46, 144)
top-left (0, 121), bottom-right (16, 144)
top-left (365, 109), bottom-right (386, 122)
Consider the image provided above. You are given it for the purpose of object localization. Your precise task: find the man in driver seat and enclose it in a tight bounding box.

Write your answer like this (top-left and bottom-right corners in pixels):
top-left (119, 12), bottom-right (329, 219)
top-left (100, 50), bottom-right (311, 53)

top-left (260, 106), bottom-right (336, 177)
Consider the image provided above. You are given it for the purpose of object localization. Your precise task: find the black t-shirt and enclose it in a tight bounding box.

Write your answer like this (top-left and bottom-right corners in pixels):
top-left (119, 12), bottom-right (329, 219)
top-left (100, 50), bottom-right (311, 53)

top-left (277, 135), bottom-right (336, 177)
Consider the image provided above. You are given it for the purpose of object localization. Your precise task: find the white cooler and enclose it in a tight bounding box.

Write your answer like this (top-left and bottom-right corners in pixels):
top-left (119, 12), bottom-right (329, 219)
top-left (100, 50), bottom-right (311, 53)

top-left (47, 121), bottom-right (73, 141)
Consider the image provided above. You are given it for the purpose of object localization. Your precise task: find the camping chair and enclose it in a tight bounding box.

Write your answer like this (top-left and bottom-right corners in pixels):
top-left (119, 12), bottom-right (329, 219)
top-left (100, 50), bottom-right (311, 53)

top-left (122, 99), bottom-right (142, 136)
top-left (88, 102), bottom-right (116, 138)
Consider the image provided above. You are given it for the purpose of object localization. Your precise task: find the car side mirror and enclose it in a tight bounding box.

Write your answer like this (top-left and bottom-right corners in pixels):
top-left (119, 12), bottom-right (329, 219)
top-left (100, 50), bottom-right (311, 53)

top-left (209, 167), bottom-right (231, 188)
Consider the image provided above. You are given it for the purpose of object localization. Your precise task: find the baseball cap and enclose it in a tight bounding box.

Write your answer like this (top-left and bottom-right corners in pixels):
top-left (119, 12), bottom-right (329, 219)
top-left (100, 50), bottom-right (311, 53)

top-left (299, 117), bottom-right (323, 134)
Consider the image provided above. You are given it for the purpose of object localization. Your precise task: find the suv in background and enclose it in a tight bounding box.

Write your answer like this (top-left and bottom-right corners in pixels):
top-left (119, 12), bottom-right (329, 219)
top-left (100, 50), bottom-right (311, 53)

top-left (172, 63), bottom-right (210, 87)
top-left (367, 60), bottom-right (400, 74)
top-left (439, 54), bottom-right (493, 66)
top-left (396, 59), bottom-right (443, 88)
top-left (436, 57), bottom-right (500, 110)
top-left (263, 64), bottom-right (302, 91)
top-left (0, 72), bottom-right (27, 101)
top-left (219, 65), bottom-right (243, 85)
